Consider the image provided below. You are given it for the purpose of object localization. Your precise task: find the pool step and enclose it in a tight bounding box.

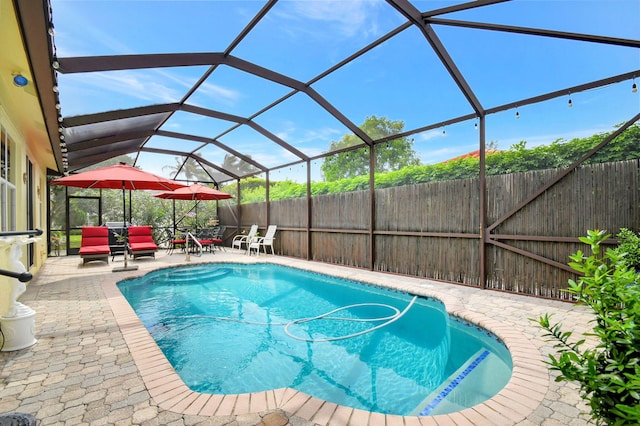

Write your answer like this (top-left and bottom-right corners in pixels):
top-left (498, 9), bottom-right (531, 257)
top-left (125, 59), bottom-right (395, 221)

top-left (411, 348), bottom-right (499, 416)
top-left (162, 267), bottom-right (231, 283)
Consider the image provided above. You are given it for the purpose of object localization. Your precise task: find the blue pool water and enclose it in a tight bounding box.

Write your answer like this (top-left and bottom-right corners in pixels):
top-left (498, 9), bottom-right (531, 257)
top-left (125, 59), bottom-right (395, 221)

top-left (117, 263), bottom-right (512, 416)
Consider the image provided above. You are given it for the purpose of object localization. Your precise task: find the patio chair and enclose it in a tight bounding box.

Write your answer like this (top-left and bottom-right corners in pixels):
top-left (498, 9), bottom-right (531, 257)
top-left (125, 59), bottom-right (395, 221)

top-left (212, 226), bottom-right (226, 251)
top-left (79, 226), bottom-right (111, 264)
top-left (247, 225), bottom-right (277, 256)
top-left (194, 228), bottom-right (221, 253)
top-left (127, 226), bottom-right (158, 259)
top-left (165, 229), bottom-right (186, 255)
top-left (232, 224), bottom-right (258, 251)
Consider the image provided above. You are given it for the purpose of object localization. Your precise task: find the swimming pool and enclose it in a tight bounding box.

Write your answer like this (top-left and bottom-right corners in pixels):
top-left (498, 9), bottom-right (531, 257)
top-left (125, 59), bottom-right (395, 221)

top-left (117, 263), bottom-right (512, 416)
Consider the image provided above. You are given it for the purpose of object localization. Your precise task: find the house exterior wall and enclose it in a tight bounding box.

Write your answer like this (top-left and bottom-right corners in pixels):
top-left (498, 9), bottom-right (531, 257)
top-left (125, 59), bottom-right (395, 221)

top-left (0, 106), bottom-right (50, 279)
top-left (0, 0), bottom-right (57, 290)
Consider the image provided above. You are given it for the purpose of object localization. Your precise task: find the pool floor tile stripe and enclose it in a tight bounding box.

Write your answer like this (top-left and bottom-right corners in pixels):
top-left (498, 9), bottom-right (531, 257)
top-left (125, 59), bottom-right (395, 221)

top-left (418, 349), bottom-right (491, 416)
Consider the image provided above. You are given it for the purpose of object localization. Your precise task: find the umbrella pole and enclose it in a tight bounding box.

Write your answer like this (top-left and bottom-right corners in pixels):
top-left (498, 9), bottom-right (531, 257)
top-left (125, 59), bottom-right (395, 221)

top-left (123, 187), bottom-right (127, 268)
top-left (113, 183), bottom-right (138, 272)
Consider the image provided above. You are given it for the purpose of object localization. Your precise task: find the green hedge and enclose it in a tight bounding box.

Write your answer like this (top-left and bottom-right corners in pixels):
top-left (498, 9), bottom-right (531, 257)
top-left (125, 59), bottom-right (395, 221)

top-left (223, 124), bottom-right (640, 204)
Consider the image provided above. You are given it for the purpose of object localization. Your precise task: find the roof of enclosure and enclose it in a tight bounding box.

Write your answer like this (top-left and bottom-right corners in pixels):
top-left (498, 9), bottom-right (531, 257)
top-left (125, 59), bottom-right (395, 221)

top-left (15, 0), bottom-right (640, 185)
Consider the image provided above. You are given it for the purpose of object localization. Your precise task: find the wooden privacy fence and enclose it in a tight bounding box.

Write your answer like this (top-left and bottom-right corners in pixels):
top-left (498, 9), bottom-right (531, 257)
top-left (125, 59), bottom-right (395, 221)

top-left (219, 158), bottom-right (640, 301)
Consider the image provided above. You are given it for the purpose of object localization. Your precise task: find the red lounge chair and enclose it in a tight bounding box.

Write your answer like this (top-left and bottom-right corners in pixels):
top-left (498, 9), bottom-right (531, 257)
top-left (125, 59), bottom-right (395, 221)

top-left (79, 226), bottom-right (111, 264)
top-left (127, 226), bottom-right (158, 259)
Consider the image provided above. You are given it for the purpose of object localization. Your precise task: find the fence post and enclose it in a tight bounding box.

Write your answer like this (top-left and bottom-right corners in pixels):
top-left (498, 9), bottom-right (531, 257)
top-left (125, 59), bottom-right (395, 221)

top-left (479, 115), bottom-right (487, 289)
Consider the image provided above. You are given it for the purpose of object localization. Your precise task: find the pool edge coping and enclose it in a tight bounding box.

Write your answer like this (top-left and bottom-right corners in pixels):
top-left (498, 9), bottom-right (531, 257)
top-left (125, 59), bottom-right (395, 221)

top-left (102, 257), bottom-right (549, 425)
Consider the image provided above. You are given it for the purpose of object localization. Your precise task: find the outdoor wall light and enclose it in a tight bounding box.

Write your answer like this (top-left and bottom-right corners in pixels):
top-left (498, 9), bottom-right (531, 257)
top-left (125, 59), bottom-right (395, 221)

top-left (12, 73), bottom-right (28, 87)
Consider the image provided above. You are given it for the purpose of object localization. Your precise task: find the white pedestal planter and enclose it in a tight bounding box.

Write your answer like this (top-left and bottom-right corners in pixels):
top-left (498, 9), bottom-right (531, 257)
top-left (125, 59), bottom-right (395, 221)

top-left (0, 302), bottom-right (37, 351)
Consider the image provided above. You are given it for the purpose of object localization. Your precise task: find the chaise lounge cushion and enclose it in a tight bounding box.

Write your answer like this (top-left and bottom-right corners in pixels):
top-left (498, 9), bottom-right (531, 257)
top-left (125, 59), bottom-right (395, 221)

top-left (79, 226), bottom-right (110, 264)
top-left (129, 241), bottom-right (157, 251)
top-left (128, 226), bottom-right (158, 258)
top-left (196, 238), bottom-right (222, 252)
top-left (80, 245), bottom-right (111, 255)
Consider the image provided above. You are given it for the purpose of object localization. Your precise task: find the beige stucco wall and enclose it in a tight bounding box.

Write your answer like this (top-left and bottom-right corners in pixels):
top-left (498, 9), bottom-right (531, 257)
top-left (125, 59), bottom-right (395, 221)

top-left (0, 106), bottom-right (50, 297)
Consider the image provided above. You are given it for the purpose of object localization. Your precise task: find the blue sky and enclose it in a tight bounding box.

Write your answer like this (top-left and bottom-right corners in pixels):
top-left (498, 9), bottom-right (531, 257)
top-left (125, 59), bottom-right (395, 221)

top-left (51, 0), bottom-right (639, 182)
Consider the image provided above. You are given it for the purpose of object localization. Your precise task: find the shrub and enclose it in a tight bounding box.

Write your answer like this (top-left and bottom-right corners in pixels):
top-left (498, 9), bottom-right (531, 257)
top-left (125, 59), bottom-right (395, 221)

top-left (616, 228), bottom-right (640, 272)
top-left (535, 229), bottom-right (640, 425)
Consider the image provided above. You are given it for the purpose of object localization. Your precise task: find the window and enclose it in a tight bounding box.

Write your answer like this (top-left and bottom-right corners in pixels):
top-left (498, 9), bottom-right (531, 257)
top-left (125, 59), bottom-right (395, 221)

top-left (1, 126), bottom-right (16, 232)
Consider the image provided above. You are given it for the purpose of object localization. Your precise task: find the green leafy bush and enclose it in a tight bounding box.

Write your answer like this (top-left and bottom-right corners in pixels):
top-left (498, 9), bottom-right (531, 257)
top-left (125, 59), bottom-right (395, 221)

top-left (220, 124), bottom-right (640, 203)
top-left (535, 230), bottom-right (640, 425)
top-left (616, 228), bottom-right (640, 272)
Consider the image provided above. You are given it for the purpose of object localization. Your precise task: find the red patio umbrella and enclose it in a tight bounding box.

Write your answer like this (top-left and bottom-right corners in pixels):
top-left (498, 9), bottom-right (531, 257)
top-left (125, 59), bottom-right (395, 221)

top-left (154, 183), bottom-right (233, 201)
top-left (154, 183), bottom-right (233, 261)
top-left (154, 183), bottom-right (233, 228)
top-left (50, 163), bottom-right (186, 271)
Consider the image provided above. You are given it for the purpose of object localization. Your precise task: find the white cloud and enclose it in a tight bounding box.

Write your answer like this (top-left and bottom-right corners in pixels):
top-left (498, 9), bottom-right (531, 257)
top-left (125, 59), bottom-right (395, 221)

top-left (416, 130), bottom-right (445, 142)
top-left (273, 120), bottom-right (342, 154)
top-left (78, 71), bottom-right (182, 104)
top-left (51, 2), bottom-right (135, 57)
top-left (195, 82), bottom-right (243, 107)
top-left (253, 149), bottom-right (300, 168)
top-left (275, 0), bottom-right (382, 39)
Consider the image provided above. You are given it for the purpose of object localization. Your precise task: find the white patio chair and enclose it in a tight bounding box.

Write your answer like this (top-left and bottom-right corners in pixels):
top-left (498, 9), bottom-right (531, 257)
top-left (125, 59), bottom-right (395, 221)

top-left (247, 225), bottom-right (277, 255)
top-left (232, 224), bottom-right (258, 251)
